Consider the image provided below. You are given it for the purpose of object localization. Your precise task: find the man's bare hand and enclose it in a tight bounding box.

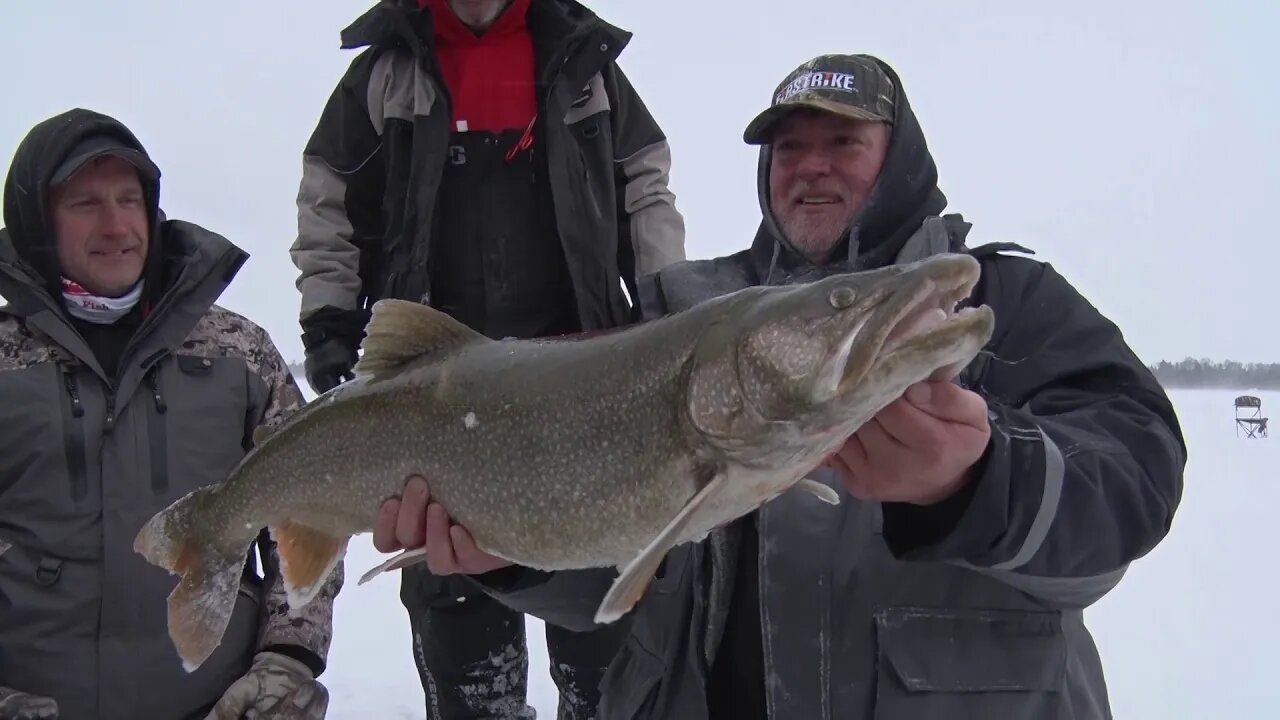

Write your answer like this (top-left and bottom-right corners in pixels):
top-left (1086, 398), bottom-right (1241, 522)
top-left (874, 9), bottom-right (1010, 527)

top-left (372, 475), bottom-right (512, 575)
top-left (827, 380), bottom-right (990, 505)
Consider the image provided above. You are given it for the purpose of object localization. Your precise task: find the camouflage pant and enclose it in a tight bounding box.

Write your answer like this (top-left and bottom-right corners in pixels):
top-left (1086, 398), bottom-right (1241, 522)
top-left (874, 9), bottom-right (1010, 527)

top-left (401, 567), bottom-right (630, 720)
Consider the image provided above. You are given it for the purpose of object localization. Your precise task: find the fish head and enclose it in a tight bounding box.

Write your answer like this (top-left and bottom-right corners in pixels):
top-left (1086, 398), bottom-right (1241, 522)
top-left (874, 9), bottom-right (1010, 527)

top-left (685, 252), bottom-right (995, 470)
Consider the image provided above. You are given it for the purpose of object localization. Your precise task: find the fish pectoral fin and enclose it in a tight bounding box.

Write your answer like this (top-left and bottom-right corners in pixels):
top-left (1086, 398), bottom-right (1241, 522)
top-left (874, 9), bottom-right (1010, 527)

top-left (353, 299), bottom-right (488, 379)
top-left (795, 478), bottom-right (841, 505)
top-left (594, 473), bottom-right (729, 625)
top-left (357, 546), bottom-right (428, 585)
top-left (268, 521), bottom-right (349, 610)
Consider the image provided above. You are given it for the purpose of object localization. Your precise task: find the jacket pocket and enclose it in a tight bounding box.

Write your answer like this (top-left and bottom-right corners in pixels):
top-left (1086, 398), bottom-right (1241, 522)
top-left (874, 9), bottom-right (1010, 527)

top-left (0, 362), bottom-right (88, 506)
top-left (0, 542), bottom-right (101, 715)
top-left (150, 354), bottom-right (250, 505)
top-left (650, 544), bottom-right (690, 595)
top-left (873, 606), bottom-right (1067, 720)
top-left (127, 577), bottom-right (260, 720)
top-left (562, 73), bottom-right (610, 125)
top-left (596, 636), bottom-right (664, 720)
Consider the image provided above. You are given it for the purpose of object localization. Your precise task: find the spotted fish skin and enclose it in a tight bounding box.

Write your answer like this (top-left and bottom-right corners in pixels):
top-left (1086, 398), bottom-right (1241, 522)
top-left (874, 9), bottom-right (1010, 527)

top-left (133, 252), bottom-right (995, 671)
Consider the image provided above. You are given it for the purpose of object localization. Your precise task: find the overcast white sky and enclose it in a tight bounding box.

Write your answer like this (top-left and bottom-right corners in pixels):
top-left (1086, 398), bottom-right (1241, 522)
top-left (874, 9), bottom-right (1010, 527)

top-left (1, 0), bottom-right (1275, 367)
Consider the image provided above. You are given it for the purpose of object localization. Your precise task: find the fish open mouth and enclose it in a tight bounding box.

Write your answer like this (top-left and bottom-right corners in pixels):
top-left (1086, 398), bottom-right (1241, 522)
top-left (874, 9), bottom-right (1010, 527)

top-left (836, 261), bottom-right (988, 393)
top-left (882, 279), bottom-right (980, 352)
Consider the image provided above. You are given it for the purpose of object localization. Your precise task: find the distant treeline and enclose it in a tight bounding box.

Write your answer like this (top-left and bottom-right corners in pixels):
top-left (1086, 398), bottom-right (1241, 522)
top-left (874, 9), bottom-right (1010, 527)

top-left (1148, 359), bottom-right (1280, 390)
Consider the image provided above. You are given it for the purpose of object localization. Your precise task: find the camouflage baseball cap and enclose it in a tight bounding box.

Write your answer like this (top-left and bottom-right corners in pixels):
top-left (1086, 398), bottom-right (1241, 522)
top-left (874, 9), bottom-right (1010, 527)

top-left (743, 54), bottom-right (896, 145)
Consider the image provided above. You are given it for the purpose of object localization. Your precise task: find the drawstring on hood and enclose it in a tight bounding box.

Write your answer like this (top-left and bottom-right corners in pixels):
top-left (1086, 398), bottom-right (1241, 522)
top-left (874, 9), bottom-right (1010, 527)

top-left (751, 56), bottom-right (948, 284)
top-left (1, 108), bottom-right (166, 315)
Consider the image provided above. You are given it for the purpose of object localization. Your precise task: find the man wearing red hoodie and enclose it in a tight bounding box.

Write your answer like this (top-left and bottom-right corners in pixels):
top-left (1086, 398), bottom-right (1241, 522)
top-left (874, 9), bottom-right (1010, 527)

top-left (290, 0), bottom-right (686, 717)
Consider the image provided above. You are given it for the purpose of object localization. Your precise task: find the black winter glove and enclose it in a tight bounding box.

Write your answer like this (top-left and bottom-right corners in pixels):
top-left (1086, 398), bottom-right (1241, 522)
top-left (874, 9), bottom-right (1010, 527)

top-left (0, 686), bottom-right (58, 719)
top-left (300, 306), bottom-right (370, 395)
top-left (303, 338), bottom-right (359, 395)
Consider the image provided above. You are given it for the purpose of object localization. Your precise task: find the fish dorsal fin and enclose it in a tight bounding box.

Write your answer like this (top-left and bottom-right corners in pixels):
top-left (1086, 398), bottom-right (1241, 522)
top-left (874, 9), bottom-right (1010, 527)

top-left (353, 299), bottom-right (486, 378)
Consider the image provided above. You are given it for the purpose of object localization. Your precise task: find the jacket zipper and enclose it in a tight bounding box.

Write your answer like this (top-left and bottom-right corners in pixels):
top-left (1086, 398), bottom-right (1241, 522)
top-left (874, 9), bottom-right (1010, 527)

top-left (59, 362), bottom-right (88, 502)
top-left (142, 351), bottom-right (169, 495)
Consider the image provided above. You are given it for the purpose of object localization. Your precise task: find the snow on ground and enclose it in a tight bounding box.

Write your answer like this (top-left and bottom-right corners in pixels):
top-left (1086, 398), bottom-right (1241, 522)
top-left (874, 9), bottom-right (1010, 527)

top-left (312, 384), bottom-right (1278, 719)
top-left (322, 536), bottom-right (560, 718)
top-left (1087, 388), bottom-right (1279, 719)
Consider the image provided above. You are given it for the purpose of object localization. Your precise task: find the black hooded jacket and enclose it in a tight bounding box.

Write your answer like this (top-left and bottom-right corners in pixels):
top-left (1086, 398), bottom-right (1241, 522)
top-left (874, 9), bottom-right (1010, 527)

top-left (702, 57), bottom-right (960, 718)
top-left (476, 56), bottom-right (1189, 720)
top-left (291, 0), bottom-right (686, 355)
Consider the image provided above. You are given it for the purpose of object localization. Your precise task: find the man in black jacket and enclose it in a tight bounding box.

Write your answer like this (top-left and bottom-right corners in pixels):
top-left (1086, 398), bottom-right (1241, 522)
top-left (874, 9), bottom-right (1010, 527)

top-left (370, 53), bottom-right (1187, 719)
top-left (289, 0), bottom-right (685, 717)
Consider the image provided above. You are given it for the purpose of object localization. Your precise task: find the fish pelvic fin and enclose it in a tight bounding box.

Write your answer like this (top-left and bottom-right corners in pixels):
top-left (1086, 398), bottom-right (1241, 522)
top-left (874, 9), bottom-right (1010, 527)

top-left (268, 521), bottom-right (349, 610)
top-left (357, 546), bottom-right (428, 586)
top-left (795, 477), bottom-right (841, 505)
top-left (353, 298), bottom-right (487, 379)
top-left (594, 471), bottom-right (729, 625)
top-left (132, 486), bottom-right (253, 673)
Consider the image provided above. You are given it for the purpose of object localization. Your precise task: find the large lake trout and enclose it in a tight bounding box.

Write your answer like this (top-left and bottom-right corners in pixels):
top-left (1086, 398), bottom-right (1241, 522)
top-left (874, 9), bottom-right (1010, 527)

top-left (135, 252), bottom-right (995, 671)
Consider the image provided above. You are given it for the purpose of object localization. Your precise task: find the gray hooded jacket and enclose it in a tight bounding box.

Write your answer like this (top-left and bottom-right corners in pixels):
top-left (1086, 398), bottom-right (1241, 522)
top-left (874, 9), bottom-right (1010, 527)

top-left (0, 109), bottom-right (341, 720)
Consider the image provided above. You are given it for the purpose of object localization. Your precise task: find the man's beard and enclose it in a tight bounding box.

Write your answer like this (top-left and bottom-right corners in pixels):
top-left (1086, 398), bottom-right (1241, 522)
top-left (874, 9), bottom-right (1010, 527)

top-left (777, 211), bottom-right (852, 264)
top-left (773, 179), bottom-right (858, 264)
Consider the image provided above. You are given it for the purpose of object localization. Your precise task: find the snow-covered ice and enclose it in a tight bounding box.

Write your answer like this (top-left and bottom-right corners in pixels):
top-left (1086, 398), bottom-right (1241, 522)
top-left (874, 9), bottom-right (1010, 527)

top-left (1087, 389), bottom-right (1279, 719)
top-left (315, 386), bottom-right (1278, 719)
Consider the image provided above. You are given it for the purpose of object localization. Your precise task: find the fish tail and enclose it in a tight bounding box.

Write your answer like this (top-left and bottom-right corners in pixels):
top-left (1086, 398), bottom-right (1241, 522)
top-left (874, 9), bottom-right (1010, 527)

top-left (133, 486), bottom-right (254, 673)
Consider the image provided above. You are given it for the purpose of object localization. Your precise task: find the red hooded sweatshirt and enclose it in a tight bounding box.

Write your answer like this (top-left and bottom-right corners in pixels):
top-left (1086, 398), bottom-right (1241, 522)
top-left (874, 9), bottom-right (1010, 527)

top-left (421, 0), bottom-right (537, 136)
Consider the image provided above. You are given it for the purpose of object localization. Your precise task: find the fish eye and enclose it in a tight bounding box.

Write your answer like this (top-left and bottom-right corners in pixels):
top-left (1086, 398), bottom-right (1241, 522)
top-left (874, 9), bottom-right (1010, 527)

top-left (828, 287), bottom-right (856, 309)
